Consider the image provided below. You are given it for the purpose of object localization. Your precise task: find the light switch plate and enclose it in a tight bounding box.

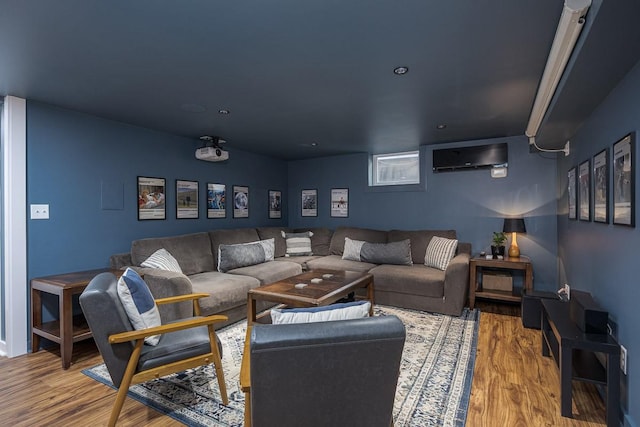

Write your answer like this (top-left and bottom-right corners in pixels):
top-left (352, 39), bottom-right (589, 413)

top-left (30, 204), bottom-right (49, 219)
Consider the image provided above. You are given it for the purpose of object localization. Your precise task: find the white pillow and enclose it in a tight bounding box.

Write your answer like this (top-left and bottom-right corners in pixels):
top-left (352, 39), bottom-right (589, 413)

top-left (342, 237), bottom-right (365, 261)
top-left (271, 301), bottom-right (371, 324)
top-left (281, 231), bottom-right (314, 256)
top-left (117, 268), bottom-right (162, 345)
top-left (424, 236), bottom-right (458, 271)
top-left (141, 248), bottom-right (182, 273)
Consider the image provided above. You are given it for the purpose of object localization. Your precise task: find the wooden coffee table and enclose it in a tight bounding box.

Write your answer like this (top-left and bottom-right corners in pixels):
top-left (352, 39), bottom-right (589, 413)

top-left (246, 268), bottom-right (374, 325)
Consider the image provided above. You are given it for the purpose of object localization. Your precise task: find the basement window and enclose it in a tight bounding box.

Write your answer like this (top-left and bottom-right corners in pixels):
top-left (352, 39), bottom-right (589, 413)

top-left (371, 151), bottom-right (420, 186)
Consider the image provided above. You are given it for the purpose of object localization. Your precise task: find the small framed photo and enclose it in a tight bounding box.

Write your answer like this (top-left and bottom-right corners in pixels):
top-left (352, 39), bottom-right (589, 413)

top-left (613, 133), bottom-right (635, 226)
top-left (138, 176), bottom-right (166, 220)
top-left (269, 190), bottom-right (282, 219)
top-left (301, 189), bottom-right (318, 217)
top-left (207, 183), bottom-right (226, 219)
top-left (578, 160), bottom-right (591, 221)
top-left (331, 188), bottom-right (349, 217)
top-left (593, 149), bottom-right (609, 223)
top-left (568, 167), bottom-right (576, 220)
top-left (233, 185), bottom-right (249, 218)
top-left (176, 180), bottom-right (199, 219)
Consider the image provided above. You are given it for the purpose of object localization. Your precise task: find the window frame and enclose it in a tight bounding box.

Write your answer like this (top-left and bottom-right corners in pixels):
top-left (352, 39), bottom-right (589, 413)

top-left (370, 150), bottom-right (421, 187)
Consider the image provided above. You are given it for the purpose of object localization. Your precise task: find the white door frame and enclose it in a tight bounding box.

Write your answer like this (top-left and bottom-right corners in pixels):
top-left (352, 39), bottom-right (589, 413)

top-left (0, 96), bottom-right (28, 357)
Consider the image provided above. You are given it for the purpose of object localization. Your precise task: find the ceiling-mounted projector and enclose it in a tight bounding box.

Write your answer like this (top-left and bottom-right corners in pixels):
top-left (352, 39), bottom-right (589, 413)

top-left (196, 136), bottom-right (229, 162)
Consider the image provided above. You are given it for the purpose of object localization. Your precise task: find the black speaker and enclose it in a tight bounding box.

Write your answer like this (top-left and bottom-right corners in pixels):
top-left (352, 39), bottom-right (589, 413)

top-left (569, 290), bottom-right (608, 335)
top-left (521, 290), bottom-right (558, 329)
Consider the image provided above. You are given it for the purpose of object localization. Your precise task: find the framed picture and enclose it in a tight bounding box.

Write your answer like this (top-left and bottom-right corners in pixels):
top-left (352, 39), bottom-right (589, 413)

top-left (593, 149), bottom-right (609, 223)
top-left (578, 160), bottom-right (591, 221)
top-left (176, 180), bottom-right (199, 219)
top-left (568, 167), bottom-right (576, 220)
top-left (613, 133), bottom-right (635, 226)
top-left (233, 185), bottom-right (249, 218)
top-left (301, 189), bottom-right (318, 217)
top-left (331, 188), bottom-right (349, 217)
top-left (269, 190), bottom-right (282, 219)
top-left (207, 183), bottom-right (226, 219)
top-left (137, 176), bottom-right (166, 220)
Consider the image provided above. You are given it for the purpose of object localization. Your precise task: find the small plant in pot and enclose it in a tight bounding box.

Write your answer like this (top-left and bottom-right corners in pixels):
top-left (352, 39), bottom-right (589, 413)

top-left (491, 232), bottom-right (507, 259)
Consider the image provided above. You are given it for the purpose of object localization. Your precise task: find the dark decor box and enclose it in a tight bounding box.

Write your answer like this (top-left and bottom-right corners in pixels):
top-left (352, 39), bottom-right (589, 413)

top-left (521, 290), bottom-right (559, 329)
top-left (569, 290), bottom-right (608, 335)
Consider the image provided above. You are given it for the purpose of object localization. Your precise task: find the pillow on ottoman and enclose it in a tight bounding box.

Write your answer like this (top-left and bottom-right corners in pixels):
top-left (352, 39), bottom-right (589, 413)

top-left (271, 300), bottom-right (371, 324)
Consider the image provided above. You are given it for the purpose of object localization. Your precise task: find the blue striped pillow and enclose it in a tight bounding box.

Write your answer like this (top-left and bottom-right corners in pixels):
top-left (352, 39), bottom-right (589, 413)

top-left (424, 236), bottom-right (458, 270)
top-left (117, 268), bottom-right (162, 345)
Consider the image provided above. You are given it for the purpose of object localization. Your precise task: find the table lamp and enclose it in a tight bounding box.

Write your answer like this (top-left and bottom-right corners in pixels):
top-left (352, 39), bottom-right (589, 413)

top-left (503, 218), bottom-right (526, 258)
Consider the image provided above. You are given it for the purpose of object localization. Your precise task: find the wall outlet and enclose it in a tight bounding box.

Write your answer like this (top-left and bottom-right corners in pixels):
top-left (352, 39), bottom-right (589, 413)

top-left (621, 345), bottom-right (627, 375)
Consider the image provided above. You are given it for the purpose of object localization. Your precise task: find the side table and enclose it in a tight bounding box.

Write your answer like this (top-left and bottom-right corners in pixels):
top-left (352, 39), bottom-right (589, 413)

top-left (31, 268), bottom-right (124, 369)
top-left (469, 255), bottom-right (533, 309)
top-left (541, 299), bottom-right (619, 426)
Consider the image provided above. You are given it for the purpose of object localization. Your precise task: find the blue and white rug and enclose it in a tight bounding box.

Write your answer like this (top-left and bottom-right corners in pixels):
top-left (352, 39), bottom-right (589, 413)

top-left (83, 305), bottom-right (479, 427)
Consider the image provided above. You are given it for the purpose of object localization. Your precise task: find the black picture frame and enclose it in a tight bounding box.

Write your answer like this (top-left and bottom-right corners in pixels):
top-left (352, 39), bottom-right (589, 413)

top-left (578, 160), bottom-right (591, 221)
top-left (176, 179), bottom-right (199, 219)
top-left (233, 185), bottom-right (249, 218)
top-left (330, 188), bottom-right (349, 218)
top-left (613, 132), bottom-right (635, 226)
top-left (137, 176), bottom-right (166, 220)
top-left (301, 189), bottom-right (318, 217)
top-left (268, 190), bottom-right (282, 219)
top-left (593, 149), bottom-right (609, 223)
top-left (568, 167), bottom-right (577, 220)
top-left (207, 183), bottom-right (226, 219)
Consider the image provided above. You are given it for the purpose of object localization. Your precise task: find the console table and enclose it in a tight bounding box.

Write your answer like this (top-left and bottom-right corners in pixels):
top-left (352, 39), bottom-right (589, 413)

top-left (469, 256), bottom-right (533, 309)
top-left (31, 268), bottom-right (124, 369)
top-left (541, 299), bottom-right (620, 426)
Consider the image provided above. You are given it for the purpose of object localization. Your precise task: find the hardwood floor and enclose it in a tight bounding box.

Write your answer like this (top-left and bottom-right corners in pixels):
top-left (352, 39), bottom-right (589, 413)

top-left (0, 302), bottom-right (607, 426)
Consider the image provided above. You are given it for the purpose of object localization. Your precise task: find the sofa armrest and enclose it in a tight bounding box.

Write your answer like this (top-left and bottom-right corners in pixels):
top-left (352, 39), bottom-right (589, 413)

top-left (442, 252), bottom-right (471, 315)
top-left (109, 252), bottom-right (132, 270)
top-left (133, 267), bottom-right (195, 323)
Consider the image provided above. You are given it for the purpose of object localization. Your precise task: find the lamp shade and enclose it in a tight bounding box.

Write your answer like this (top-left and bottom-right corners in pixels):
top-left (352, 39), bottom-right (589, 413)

top-left (503, 218), bottom-right (526, 233)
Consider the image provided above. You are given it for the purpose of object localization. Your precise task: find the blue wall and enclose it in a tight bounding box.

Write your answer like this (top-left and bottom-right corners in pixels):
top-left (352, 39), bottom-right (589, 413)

top-left (557, 59), bottom-right (640, 427)
top-left (26, 102), bottom-right (288, 319)
top-left (288, 136), bottom-right (559, 291)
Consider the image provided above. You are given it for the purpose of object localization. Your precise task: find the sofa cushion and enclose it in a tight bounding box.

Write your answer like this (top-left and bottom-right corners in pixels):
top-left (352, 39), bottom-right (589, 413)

top-left (388, 229), bottom-right (457, 264)
top-left (209, 228), bottom-right (261, 267)
top-left (342, 237), bottom-right (412, 265)
top-left (117, 268), bottom-right (162, 346)
top-left (306, 255), bottom-right (377, 273)
top-left (295, 227), bottom-right (333, 256)
top-left (282, 231), bottom-right (314, 256)
top-left (257, 227), bottom-right (292, 258)
top-left (141, 248), bottom-right (183, 273)
top-left (228, 260), bottom-right (302, 285)
top-left (131, 232), bottom-right (214, 275)
top-left (189, 271), bottom-right (261, 315)
top-left (424, 236), bottom-right (458, 271)
top-left (270, 300), bottom-right (371, 324)
top-left (369, 264), bottom-right (445, 298)
top-left (217, 239), bottom-right (275, 273)
top-left (329, 226), bottom-right (387, 255)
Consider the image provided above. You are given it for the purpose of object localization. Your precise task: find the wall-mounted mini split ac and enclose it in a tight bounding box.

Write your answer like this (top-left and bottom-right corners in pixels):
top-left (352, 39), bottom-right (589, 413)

top-left (196, 136), bottom-right (229, 162)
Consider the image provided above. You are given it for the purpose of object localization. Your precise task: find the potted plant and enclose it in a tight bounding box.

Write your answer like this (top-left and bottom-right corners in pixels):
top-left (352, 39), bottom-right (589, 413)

top-left (491, 232), bottom-right (507, 259)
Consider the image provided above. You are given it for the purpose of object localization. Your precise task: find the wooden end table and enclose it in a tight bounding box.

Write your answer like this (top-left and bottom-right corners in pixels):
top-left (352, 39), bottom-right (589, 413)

top-left (469, 255), bottom-right (533, 309)
top-left (31, 268), bottom-right (124, 369)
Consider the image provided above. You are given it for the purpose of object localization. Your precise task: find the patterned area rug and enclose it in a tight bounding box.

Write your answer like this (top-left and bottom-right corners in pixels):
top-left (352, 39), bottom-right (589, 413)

top-left (83, 305), bottom-right (479, 427)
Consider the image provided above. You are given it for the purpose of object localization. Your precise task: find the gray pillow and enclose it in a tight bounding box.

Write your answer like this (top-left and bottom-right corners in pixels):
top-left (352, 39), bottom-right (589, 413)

top-left (342, 237), bottom-right (412, 265)
top-left (217, 238), bottom-right (275, 273)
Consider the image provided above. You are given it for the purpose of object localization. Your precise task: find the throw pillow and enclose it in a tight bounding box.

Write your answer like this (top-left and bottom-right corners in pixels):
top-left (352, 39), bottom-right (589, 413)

top-left (117, 267), bottom-right (162, 346)
top-left (140, 248), bottom-right (182, 273)
top-left (342, 237), bottom-right (413, 265)
top-left (217, 238), bottom-right (275, 273)
top-left (424, 236), bottom-right (459, 271)
top-left (270, 300), bottom-right (371, 325)
top-left (281, 231), bottom-right (314, 256)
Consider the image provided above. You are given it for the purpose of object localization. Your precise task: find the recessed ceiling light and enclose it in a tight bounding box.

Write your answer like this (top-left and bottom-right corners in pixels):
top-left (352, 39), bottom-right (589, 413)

top-left (436, 124), bottom-right (447, 130)
top-left (393, 66), bottom-right (409, 75)
top-left (311, 142), bottom-right (318, 147)
top-left (180, 103), bottom-right (206, 113)
top-left (218, 109), bottom-right (230, 115)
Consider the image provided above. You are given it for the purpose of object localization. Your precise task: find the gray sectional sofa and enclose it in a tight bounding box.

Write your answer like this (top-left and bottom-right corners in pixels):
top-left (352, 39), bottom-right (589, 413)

top-left (110, 226), bottom-right (471, 326)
